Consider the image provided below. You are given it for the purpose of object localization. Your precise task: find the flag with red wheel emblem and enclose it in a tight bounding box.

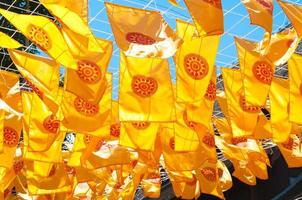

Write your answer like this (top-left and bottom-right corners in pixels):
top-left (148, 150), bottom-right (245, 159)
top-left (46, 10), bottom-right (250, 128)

top-left (288, 54), bottom-right (302, 124)
top-left (0, 158), bottom-right (24, 193)
top-left (119, 53), bottom-right (175, 122)
top-left (235, 38), bottom-right (275, 106)
top-left (0, 9), bottom-right (77, 70)
top-left (221, 68), bottom-right (260, 137)
top-left (175, 20), bottom-right (220, 103)
top-left (21, 92), bottom-right (60, 152)
top-left (105, 2), bottom-right (181, 58)
top-left (277, 135), bottom-right (302, 168)
top-left (184, 0), bottom-right (224, 36)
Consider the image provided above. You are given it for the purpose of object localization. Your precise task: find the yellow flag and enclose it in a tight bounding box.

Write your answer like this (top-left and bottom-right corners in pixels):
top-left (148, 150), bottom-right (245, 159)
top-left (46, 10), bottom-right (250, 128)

top-left (278, 0), bottom-right (302, 38)
top-left (0, 9), bottom-right (77, 69)
top-left (288, 54), bottom-right (302, 124)
top-left (269, 78), bottom-right (291, 143)
top-left (217, 160), bottom-right (232, 192)
top-left (41, 0), bottom-right (88, 23)
top-left (277, 135), bottom-right (302, 168)
top-left (0, 158), bottom-right (24, 193)
top-left (222, 68), bottom-right (259, 137)
top-left (175, 20), bottom-right (219, 102)
top-left (184, 0), bottom-right (224, 36)
top-left (236, 38), bottom-right (275, 106)
top-left (141, 168), bottom-right (161, 198)
top-left (105, 2), bottom-right (181, 58)
top-left (22, 92), bottom-right (60, 152)
top-left (241, 0), bottom-right (273, 33)
top-left (119, 53), bottom-right (175, 122)
top-left (0, 32), bottom-right (22, 48)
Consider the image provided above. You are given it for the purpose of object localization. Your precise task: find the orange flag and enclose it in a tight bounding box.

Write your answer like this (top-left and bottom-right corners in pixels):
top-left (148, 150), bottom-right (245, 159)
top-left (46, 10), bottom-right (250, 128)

top-left (105, 2), bottom-right (181, 58)
top-left (184, 0), bottom-right (224, 36)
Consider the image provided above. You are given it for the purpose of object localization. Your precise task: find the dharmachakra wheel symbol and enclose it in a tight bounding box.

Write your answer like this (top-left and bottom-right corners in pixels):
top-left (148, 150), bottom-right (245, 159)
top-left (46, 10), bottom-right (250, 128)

top-left (110, 123), bottom-right (121, 137)
top-left (231, 136), bottom-right (248, 145)
top-left (131, 75), bottom-right (158, 98)
top-left (43, 115), bottom-right (60, 134)
top-left (200, 167), bottom-right (217, 182)
top-left (27, 24), bottom-right (51, 51)
top-left (203, 0), bottom-right (222, 9)
top-left (204, 80), bottom-right (216, 101)
top-left (3, 126), bottom-right (19, 147)
top-left (202, 134), bottom-right (215, 148)
top-left (239, 95), bottom-right (262, 113)
top-left (84, 135), bottom-right (103, 151)
top-left (24, 78), bottom-right (44, 100)
top-left (13, 160), bottom-right (24, 174)
top-left (252, 61), bottom-right (274, 84)
top-left (184, 54), bottom-right (209, 80)
top-left (169, 137), bottom-right (175, 150)
top-left (256, 0), bottom-right (273, 14)
top-left (125, 32), bottom-right (156, 45)
top-left (74, 97), bottom-right (99, 116)
top-left (131, 121), bottom-right (151, 129)
top-left (76, 60), bottom-right (102, 84)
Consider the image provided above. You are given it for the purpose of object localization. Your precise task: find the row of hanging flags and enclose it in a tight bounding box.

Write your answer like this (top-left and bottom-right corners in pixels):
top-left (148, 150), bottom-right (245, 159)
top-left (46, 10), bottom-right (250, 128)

top-left (0, 0), bottom-right (302, 199)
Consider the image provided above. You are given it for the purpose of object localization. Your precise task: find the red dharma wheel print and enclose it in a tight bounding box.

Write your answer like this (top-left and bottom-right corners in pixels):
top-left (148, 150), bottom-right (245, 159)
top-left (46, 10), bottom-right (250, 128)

top-left (84, 135), bottom-right (103, 151)
top-left (76, 60), bottom-right (102, 84)
top-left (27, 24), bottom-right (51, 51)
top-left (131, 75), bottom-right (158, 98)
top-left (202, 134), bottom-right (215, 148)
top-left (282, 138), bottom-right (295, 150)
top-left (13, 160), bottom-right (24, 174)
top-left (203, 0), bottom-right (222, 8)
top-left (131, 121), bottom-right (151, 129)
top-left (184, 54), bottom-right (209, 80)
top-left (256, 0), bottom-right (273, 13)
top-left (239, 95), bottom-right (262, 113)
top-left (231, 136), bottom-right (247, 145)
top-left (300, 83), bottom-right (302, 95)
top-left (43, 115), bottom-right (60, 134)
top-left (110, 123), bottom-right (121, 137)
top-left (200, 167), bottom-right (217, 182)
top-left (204, 80), bottom-right (216, 101)
top-left (24, 78), bottom-right (44, 100)
top-left (74, 97), bottom-right (99, 116)
top-left (125, 32), bottom-right (156, 45)
top-left (183, 111), bottom-right (198, 130)
top-left (252, 61), bottom-right (274, 84)
top-left (169, 137), bottom-right (175, 150)
top-left (3, 127), bottom-right (19, 147)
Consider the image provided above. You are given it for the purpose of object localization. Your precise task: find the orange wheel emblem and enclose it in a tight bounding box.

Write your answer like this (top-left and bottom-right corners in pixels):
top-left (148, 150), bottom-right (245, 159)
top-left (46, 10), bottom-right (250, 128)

top-left (231, 136), bottom-right (247, 145)
top-left (131, 75), bottom-right (158, 98)
top-left (110, 123), bottom-right (120, 137)
top-left (131, 121), bottom-right (151, 129)
top-left (13, 160), bottom-right (23, 174)
top-left (126, 32), bottom-right (156, 45)
top-left (24, 78), bottom-right (44, 100)
top-left (76, 60), bottom-right (102, 84)
top-left (184, 54), bottom-right (209, 80)
top-left (239, 95), bottom-right (261, 113)
top-left (252, 61), bottom-right (273, 84)
top-left (169, 137), bottom-right (175, 150)
top-left (27, 24), bottom-right (51, 51)
top-left (202, 134), bottom-right (215, 148)
top-left (203, 0), bottom-right (222, 9)
top-left (204, 80), bottom-right (216, 101)
top-left (74, 97), bottom-right (99, 116)
top-left (4, 127), bottom-right (19, 147)
top-left (183, 110), bottom-right (198, 130)
top-left (84, 135), bottom-right (103, 151)
top-left (256, 0), bottom-right (273, 13)
top-left (200, 167), bottom-right (217, 182)
top-left (43, 115), bottom-right (60, 134)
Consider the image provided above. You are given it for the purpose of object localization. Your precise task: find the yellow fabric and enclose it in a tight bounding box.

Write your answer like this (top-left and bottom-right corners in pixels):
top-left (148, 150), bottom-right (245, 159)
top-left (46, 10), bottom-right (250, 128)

top-left (0, 32), bottom-right (22, 48)
top-left (0, 9), bottom-right (77, 69)
top-left (167, 0), bottom-right (182, 8)
top-left (119, 53), bottom-right (175, 122)
top-left (278, 0), bottom-right (302, 38)
top-left (221, 68), bottom-right (259, 137)
top-left (41, 0), bottom-right (88, 23)
top-left (288, 54), bottom-right (302, 124)
top-left (0, 70), bottom-right (19, 99)
top-left (175, 20), bottom-right (219, 103)
top-left (217, 160), bottom-right (232, 192)
top-left (277, 135), bottom-right (302, 168)
top-left (105, 2), bottom-right (181, 58)
top-left (22, 92), bottom-right (60, 152)
top-left (184, 0), bottom-right (224, 36)
top-left (241, 0), bottom-right (273, 32)
top-left (269, 78), bottom-right (291, 143)
top-left (141, 168), bottom-right (161, 198)
top-left (236, 39), bottom-right (275, 106)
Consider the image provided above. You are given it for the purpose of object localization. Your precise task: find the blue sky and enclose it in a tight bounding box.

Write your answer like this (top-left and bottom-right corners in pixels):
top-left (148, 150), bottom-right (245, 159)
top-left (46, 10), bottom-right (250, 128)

top-left (86, 0), bottom-right (302, 98)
